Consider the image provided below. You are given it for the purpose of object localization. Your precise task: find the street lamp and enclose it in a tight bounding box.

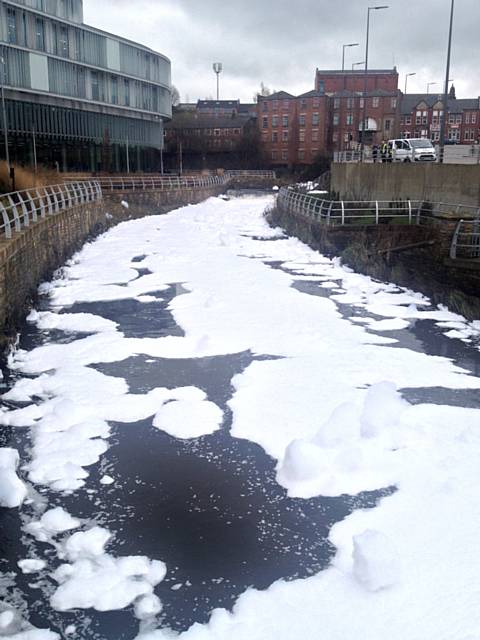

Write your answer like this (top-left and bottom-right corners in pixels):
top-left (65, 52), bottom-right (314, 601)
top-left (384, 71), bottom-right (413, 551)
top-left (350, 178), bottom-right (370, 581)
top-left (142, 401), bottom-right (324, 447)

top-left (352, 61), bottom-right (366, 70)
top-left (342, 43), bottom-right (359, 72)
top-left (0, 56), bottom-right (10, 171)
top-left (439, 0), bottom-right (455, 163)
top-left (427, 81), bottom-right (438, 94)
top-left (361, 5), bottom-right (389, 161)
top-left (404, 72), bottom-right (416, 95)
top-left (212, 62), bottom-right (223, 101)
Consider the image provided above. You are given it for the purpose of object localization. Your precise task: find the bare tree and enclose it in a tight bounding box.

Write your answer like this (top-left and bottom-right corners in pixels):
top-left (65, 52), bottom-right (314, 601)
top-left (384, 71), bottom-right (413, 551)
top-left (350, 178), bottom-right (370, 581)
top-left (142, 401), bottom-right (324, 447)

top-left (171, 85), bottom-right (181, 107)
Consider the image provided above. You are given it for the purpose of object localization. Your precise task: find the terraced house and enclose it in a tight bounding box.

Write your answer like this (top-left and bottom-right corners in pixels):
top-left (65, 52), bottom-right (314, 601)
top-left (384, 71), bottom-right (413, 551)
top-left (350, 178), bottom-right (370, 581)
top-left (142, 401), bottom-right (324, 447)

top-left (0, 0), bottom-right (172, 172)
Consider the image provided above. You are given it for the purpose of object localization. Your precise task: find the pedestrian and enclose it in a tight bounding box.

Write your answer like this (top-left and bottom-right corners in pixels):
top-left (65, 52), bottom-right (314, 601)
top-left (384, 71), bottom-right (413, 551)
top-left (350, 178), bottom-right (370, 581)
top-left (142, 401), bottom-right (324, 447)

top-left (372, 143), bottom-right (379, 163)
top-left (381, 140), bottom-right (388, 163)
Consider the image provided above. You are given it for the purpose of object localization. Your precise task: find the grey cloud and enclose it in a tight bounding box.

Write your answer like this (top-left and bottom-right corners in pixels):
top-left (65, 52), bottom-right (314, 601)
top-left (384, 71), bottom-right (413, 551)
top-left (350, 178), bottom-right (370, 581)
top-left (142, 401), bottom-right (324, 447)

top-left (84, 0), bottom-right (479, 102)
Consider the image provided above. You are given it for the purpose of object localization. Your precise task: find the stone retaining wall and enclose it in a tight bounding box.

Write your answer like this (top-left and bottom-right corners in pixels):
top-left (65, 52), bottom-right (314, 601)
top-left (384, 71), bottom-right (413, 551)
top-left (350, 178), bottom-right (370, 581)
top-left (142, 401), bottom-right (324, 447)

top-left (0, 184), bottom-right (226, 347)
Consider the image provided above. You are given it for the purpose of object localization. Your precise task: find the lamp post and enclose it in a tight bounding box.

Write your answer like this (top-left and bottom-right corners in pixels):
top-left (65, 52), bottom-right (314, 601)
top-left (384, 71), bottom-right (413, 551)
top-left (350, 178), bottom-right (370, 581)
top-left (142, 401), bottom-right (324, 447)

top-left (342, 43), bottom-right (359, 72)
top-left (212, 63), bottom-right (223, 101)
top-left (352, 61), bottom-right (366, 71)
top-left (0, 56), bottom-right (10, 171)
top-left (361, 5), bottom-right (389, 161)
top-left (404, 72), bottom-right (416, 95)
top-left (439, 0), bottom-right (455, 164)
top-left (427, 82), bottom-right (438, 94)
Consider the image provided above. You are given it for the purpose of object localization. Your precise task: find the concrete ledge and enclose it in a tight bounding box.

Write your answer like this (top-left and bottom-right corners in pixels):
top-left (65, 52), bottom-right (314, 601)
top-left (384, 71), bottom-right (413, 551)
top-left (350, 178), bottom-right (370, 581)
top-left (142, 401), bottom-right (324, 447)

top-left (331, 163), bottom-right (480, 208)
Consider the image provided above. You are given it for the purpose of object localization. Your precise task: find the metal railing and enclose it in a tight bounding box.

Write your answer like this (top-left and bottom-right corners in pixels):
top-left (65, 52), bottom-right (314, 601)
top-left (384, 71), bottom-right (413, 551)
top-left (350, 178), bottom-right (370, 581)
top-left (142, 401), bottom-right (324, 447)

top-left (0, 181), bottom-right (101, 240)
top-left (91, 175), bottom-right (229, 192)
top-left (450, 219), bottom-right (480, 260)
top-left (225, 170), bottom-right (277, 178)
top-left (278, 187), bottom-right (422, 226)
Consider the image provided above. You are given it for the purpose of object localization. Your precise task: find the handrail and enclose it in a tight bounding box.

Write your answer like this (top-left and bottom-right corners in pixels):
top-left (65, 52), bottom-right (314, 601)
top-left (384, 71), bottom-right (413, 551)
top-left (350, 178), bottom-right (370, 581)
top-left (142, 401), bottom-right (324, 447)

top-left (0, 181), bottom-right (102, 240)
top-left (91, 175), bottom-right (231, 192)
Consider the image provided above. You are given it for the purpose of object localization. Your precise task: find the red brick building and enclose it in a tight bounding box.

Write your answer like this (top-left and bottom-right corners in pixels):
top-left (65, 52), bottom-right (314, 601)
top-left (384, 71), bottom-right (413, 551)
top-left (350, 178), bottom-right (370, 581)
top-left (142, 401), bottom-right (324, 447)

top-left (315, 68), bottom-right (399, 94)
top-left (258, 90), bottom-right (329, 167)
top-left (330, 90), bottom-right (400, 152)
top-left (399, 93), bottom-right (480, 144)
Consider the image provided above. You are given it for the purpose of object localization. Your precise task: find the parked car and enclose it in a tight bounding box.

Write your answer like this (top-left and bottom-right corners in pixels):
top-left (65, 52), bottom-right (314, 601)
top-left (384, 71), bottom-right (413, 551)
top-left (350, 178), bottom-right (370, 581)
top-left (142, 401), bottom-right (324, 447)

top-left (388, 138), bottom-right (437, 162)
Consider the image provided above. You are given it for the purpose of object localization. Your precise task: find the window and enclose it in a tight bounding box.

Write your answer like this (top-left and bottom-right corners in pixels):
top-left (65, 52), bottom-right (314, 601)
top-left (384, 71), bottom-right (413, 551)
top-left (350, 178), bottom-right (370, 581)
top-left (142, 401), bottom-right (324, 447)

top-left (312, 130), bottom-right (318, 141)
top-left (124, 79), bottom-right (130, 106)
top-left (214, 129), bottom-right (221, 136)
top-left (385, 119), bottom-right (391, 131)
top-left (465, 113), bottom-right (470, 124)
top-left (299, 114), bottom-right (306, 127)
top-left (271, 150), bottom-right (278, 161)
top-left (333, 114), bottom-right (339, 126)
top-left (262, 133), bottom-right (268, 142)
top-left (347, 98), bottom-right (353, 109)
top-left (448, 114), bottom-right (455, 124)
top-left (91, 71), bottom-right (99, 101)
top-left (318, 80), bottom-right (325, 94)
top-left (346, 113), bottom-right (353, 125)
top-left (300, 99), bottom-right (307, 108)
top-left (282, 130), bottom-right (288, 142)
top-left (298, 150), bottom-right (305, 161)
top-left (334, 98), bottom-right (340, 110)
top-left (299, 130), bottom-right (305, 142)
top-left (448, 129), bottom-right (460, 142)
top-left (472, 114), bottom-right (477, 124)
top-left (272, 100), bottom-right (278, 111)
top-left (372, 97), bottom-right (380, 108)
top-left (456, 115), bottom-right (462, 124)
top-left (272, 132), bottom-right (278, 143)
top-left (262, 116), bottom-right (268, 129)
top-left (35, 18), bottom-right (45, 51)
top-left (60, 25), bottom-right (69, 57)
top-left (272, 116), bottom-right (278, 128)
top-left (312, 112), bottom-right (319, 126)
top-left (7, 8), bottom-right (17, 44)
top-left (111, 76), bottom-right (118, 104)
top-left (262, 101), bottom-right (268, 112)
top-left (405, 116), bottom-right (412, 125)
top-left (344, 133), bottom-right (350, 142)
top-left (431, 131), bottom-right (440, 141)
top-left (333, 132), bottom-right (339, 142)
top-left (359, 98), bottom-right (364, 108)
top-left (391, 98), bottom-right (397, 108)
top-left (282, 115), bottom-right (289, 128)
top-left (283, 99), bottom-right (289, 108)
top-left (313, 97), bottom-right (320, 107)
top-left (281, 149), bottom-right (288, 161)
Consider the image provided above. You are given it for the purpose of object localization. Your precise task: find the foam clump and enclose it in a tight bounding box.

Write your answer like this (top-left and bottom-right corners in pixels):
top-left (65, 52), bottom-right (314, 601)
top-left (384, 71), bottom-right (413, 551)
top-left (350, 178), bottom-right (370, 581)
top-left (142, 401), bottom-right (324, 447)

top-left (51, 527), bottom-right (167, 615)
top-left (18, 559), bottom-right (47, 574)
top-left (0, 448), bottom-right (28, 508)
top-left (352, 529), bottom-right (401, 592)
top-left (277, 382), bottom-right (410, 497)
top-left (360, 382), bottom-right (410, 439)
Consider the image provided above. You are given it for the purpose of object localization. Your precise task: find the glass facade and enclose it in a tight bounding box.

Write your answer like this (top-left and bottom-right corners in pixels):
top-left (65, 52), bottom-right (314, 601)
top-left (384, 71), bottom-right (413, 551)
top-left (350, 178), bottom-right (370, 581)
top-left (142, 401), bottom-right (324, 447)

top-left (0, 0), bottom-right (172, 170)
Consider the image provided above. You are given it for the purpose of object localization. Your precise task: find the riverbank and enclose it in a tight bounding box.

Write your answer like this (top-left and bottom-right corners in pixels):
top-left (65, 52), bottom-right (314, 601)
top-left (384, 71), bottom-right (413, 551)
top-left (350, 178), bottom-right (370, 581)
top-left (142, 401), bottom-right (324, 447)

top-left (268, 204), bottom-right (480, 321)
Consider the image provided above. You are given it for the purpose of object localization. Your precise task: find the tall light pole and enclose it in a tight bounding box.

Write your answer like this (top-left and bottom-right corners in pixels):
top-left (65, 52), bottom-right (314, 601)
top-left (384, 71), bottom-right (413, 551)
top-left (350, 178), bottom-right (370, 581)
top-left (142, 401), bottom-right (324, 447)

top-left (342, 43), bottom-right (359, 72)
top-left (212, 63), bottom-right (223, 101)
top-left (361, 5), bottom-right (389, 161)
top-left (352, 61), bottom-right (366, 71)
top-left (439, 0), bottom-right (455, 164)
top-left (404, 72), bottom-right (416, 95)
top-left (0, 56), bottom-right (10, 171)
top-left (427, 81), bottom-right (438, 94)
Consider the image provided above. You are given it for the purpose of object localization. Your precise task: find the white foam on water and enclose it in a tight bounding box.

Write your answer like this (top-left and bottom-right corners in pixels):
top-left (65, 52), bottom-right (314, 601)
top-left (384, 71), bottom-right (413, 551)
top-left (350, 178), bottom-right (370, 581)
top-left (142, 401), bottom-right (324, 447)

top-left (1, 195), bottom-right (479, 639)
top-left (0, 448), bottom-right (27, 508)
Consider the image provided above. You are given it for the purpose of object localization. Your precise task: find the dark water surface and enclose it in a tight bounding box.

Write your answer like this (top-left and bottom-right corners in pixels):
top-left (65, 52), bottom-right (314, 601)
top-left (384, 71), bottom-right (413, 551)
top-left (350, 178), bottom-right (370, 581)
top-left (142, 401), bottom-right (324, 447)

top-left (1, 212), bottom-right (479, 638)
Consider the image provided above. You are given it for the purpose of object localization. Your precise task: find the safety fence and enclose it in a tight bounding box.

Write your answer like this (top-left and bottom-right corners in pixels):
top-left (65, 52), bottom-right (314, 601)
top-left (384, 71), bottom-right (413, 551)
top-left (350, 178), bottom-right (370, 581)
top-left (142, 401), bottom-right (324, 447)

top-left (91, 175), bottom-right (229, 192)
top-left (450, 220), bottom-right (480, 260)
top-left (0, 181), bottom-right (101, 240)
top-left (225, 170), bottom-right (276, 178)
top-left (277, 187), bottom-right (480, 262)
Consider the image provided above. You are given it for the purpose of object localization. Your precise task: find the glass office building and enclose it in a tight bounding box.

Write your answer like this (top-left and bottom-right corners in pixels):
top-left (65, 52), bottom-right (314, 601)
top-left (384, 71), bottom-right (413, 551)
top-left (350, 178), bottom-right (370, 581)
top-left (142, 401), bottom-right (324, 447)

top-left (0, 0), bottom-right (172, 172)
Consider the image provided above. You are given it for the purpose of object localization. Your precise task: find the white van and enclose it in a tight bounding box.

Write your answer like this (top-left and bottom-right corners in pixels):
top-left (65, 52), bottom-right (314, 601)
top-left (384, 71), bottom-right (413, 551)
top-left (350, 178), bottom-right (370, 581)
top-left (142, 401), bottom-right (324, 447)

top-left (388, 138), bottom-right (437, 162)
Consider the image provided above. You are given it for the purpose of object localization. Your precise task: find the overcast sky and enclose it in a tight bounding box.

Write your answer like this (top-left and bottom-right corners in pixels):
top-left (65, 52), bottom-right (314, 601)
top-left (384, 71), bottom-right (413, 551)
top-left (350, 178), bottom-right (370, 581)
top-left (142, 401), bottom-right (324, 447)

top-left (84, 0), bottom-right (479, 103)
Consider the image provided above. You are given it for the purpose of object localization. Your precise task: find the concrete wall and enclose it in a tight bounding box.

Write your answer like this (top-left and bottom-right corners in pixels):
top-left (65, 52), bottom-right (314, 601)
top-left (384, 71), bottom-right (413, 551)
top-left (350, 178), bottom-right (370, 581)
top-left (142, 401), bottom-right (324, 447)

top-left (331, 163), bottom-right (480, 208)
top-left (0, 184), bottom-right (225, 347)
